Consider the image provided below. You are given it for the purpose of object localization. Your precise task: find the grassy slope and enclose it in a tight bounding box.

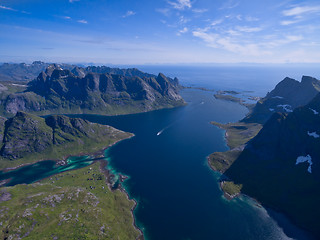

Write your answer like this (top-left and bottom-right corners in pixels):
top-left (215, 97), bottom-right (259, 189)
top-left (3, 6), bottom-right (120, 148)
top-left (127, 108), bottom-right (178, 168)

top-left (220, 181), bottom-right (242, 198)
top-left (208, 121), bottom-right (262, 172)
top-left (214, 94), bottom-right (242, 104)
top-left (0, 114), bottom-right (133, 169)
top-left (0, 162), bottom-right (141, 240)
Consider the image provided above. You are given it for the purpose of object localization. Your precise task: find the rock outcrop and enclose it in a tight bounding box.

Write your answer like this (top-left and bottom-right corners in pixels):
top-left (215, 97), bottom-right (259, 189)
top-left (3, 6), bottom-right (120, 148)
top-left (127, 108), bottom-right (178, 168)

top-left (1, 65), bottom-right (184, 116)
top-left (243, 76), bottom-right (320, 123)
top-left (0, 112), bottom-right (130, 160)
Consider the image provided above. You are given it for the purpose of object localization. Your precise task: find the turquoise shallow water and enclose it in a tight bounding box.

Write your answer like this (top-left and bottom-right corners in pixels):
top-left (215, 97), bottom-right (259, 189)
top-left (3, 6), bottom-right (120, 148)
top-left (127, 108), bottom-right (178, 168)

top-left (0, 155), bottom-right (93, 186)
top-left (1, 65), bottom-right (320, 239)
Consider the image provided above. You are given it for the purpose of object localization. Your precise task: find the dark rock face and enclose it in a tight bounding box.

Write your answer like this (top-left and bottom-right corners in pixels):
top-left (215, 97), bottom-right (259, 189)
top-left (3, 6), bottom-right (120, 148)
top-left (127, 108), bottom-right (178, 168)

top-left (243, 76), bottom-right (320, 124)
top-left (0, 112), bottom-right (126, 160)
top-left (226, 93), bottom-right (320, 238)
top-left (0, 61), bottom-right (159, 82)
top-left (2, 66), bottom-right (184, 116)
top-left (0, 112), bottom-right (53, 159)
top-left (0, 62), bottom-right (76, 82)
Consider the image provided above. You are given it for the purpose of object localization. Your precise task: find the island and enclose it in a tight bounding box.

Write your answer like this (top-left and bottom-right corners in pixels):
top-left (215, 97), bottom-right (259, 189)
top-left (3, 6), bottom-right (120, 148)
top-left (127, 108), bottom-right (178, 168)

top-left (213, 90), bottom-right (259, 110)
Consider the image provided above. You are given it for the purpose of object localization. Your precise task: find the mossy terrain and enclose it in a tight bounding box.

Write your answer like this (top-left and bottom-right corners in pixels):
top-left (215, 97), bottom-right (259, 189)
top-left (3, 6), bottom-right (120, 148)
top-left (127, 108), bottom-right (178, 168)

top-left (208, 122), bottom-right (262, 172)
top-left (0, 162), bottom-right (141, 239)
top-left (0, 112), bottom-right (133, 169)
top-left (214, 93), bottom-right (242, 104)
top-left (220, 181), bottom-right (242, 199)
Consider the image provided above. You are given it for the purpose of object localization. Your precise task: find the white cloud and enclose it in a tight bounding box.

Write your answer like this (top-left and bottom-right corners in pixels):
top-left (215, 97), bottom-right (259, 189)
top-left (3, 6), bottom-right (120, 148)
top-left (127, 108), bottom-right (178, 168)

top-left (236, 15), bottom-right (242, 21)
top-left (0, 5), bottom-right (30, 14)
top-left (179, 15), bottom-right (190, 24)
top-left (123, 10), bottom-right (136, 18)
top-left (192, 24), bottom-right (303, 57)
top-left (192, 30), bottom-right (265, 56)
top-left (211, 19), bottom-right (224, 26)
top-left (77, 19), bottom-right (88, 24)
top-left (245, 16), bottom-right (259, 22)
top-left (192, 8), bottom-right (208, 13)
top-left (280, 20), bottom-right (301, 25)
top-left (69, 0), bottom-right (80, 3)
top-left (235, 26), bottom-right (263, 32)
top-left (225, 29), bottom-right (242, 36)
top-left (282, 5), bottom-right (320, 17)
top-left (219, 0), bottom-right (239, 10)
top-left (168, 0), bottom-right (192, 10)
top-left (0, 5), bottom-right (17, 11)
top-left (262, 35), bottom-right (303, 48)
top-left (63, 16), bottom-right (71, 20)
top-left (177, 27), bottom-right (188, 36)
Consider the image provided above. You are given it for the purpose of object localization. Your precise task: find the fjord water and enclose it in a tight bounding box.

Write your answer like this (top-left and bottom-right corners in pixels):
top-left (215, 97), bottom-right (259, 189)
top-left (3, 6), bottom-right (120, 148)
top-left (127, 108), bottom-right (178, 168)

top-left (0, 156), bottom-right (93, 186)
top-left (1, 65), bottom-right (319, 239)
top-left (73, 88), bottom-right (314, 240)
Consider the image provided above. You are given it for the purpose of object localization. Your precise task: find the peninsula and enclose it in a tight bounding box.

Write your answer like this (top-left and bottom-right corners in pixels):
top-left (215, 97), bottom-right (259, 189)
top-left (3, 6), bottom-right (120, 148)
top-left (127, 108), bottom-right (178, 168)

top-left (209, 76), bottom-right (320, 238)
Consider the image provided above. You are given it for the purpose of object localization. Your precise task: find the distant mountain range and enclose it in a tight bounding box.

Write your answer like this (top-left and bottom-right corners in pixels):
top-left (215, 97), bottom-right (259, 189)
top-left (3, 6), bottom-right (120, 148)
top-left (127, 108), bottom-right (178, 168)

top-left (0, 61), bottom-right (158, 82)
top-left (0, 64), bottom-right (184, 116)
top-left (218, 75), bottom-right (320, 238)
top-left (243, 76), bottom-right (320, 123)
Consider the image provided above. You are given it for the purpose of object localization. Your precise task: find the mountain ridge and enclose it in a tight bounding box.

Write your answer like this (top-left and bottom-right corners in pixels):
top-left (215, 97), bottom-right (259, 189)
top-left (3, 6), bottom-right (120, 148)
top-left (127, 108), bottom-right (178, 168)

top-left (0, 111), bottom-right (132, 168)
top-left (221, 83), bottom-right (320, 238)
top-left (0, 65), bottom-right (184, 117)
top-left (243, 75), bottom-right (320, 123)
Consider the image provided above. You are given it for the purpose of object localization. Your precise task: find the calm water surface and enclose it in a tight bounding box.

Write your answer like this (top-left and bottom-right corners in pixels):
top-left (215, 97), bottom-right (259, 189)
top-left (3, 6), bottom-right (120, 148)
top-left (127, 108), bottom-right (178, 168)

top-left (75, 89), bottom-right (314, 240)
top-left (1, 65), bottom-right (319, 240)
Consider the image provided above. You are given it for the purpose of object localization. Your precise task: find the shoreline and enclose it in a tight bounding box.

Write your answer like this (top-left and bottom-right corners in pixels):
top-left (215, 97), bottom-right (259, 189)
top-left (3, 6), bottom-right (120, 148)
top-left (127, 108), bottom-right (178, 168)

top-left (99, 159), bottom-right (145, 240)
top-left (207, 103), bottom-right (317, 239)
top-left (0, 133), bottom-right (145, 239)
top-left (0, 133), bottom-right (135, 173)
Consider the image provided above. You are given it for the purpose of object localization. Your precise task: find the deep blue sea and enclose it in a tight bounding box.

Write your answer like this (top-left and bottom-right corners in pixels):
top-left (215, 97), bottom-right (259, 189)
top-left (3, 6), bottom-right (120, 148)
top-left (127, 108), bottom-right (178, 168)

top-left (1, 65), bottom-right (320, 240)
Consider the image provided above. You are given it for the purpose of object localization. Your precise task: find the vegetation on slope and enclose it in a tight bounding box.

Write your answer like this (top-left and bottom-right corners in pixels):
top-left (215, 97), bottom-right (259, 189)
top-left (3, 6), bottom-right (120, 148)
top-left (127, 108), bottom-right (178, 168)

top-left (0, 66), bottom-right (185, 117)
top-left (208, 122), bottom-right (262, 172)
top-left (0, 162), bottom-right (141, 239)
top-left (0, 112), bottom-right (132, 169)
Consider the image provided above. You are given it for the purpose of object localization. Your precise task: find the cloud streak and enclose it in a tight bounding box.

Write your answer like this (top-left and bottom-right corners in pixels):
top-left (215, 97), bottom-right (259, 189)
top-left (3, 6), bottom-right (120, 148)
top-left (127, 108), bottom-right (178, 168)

top-left (0, 5), bottom-right (17, 11)
top-left (0, 5), bottom-right (30, 14)
top-left (168, 0), bottom-right (192, 10)
top-left (282, 5), bottom-right (320, 17)
top-left (177, 27), bottom-right (188, 36)
top-left (77, 19), bottom-right (88, 24)
top-left (123, 10), bottom-right (136, 18)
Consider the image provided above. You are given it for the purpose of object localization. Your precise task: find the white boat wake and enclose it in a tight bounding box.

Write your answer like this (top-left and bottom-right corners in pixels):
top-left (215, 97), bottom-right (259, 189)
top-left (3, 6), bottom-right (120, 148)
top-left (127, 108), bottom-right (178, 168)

top-left (157, 130), bottom-right (163, 136)
top-left (156, 122), bottom-right (176, 136)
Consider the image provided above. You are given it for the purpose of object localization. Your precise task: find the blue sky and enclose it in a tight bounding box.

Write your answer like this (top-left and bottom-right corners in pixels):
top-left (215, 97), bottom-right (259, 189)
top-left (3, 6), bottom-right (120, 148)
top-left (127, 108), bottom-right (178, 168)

top-left (0, 0), bottom-right (320, 64)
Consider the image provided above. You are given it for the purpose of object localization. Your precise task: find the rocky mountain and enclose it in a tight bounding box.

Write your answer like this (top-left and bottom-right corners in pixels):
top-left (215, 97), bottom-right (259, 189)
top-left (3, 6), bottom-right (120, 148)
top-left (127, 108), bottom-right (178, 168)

top-left (225, 92), bottom-right (320, 238)
top-left (0, 66), bottom-right (184, 116)
top-left (243, 76), bottom-right (320, 123)
top-left (71, 65), bottom-right (156, 79)
top-left (0, 61), bottom-right (76, 82)
top-left (0, 111), bottom-right (131, 165)
top-left (0, 61), bottom-right (163, 82)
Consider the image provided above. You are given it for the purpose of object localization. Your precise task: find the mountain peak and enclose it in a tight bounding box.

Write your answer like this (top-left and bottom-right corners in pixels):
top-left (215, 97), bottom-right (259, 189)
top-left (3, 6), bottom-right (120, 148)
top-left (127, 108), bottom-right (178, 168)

top-left (243, 76), bottom-right (320, 124)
